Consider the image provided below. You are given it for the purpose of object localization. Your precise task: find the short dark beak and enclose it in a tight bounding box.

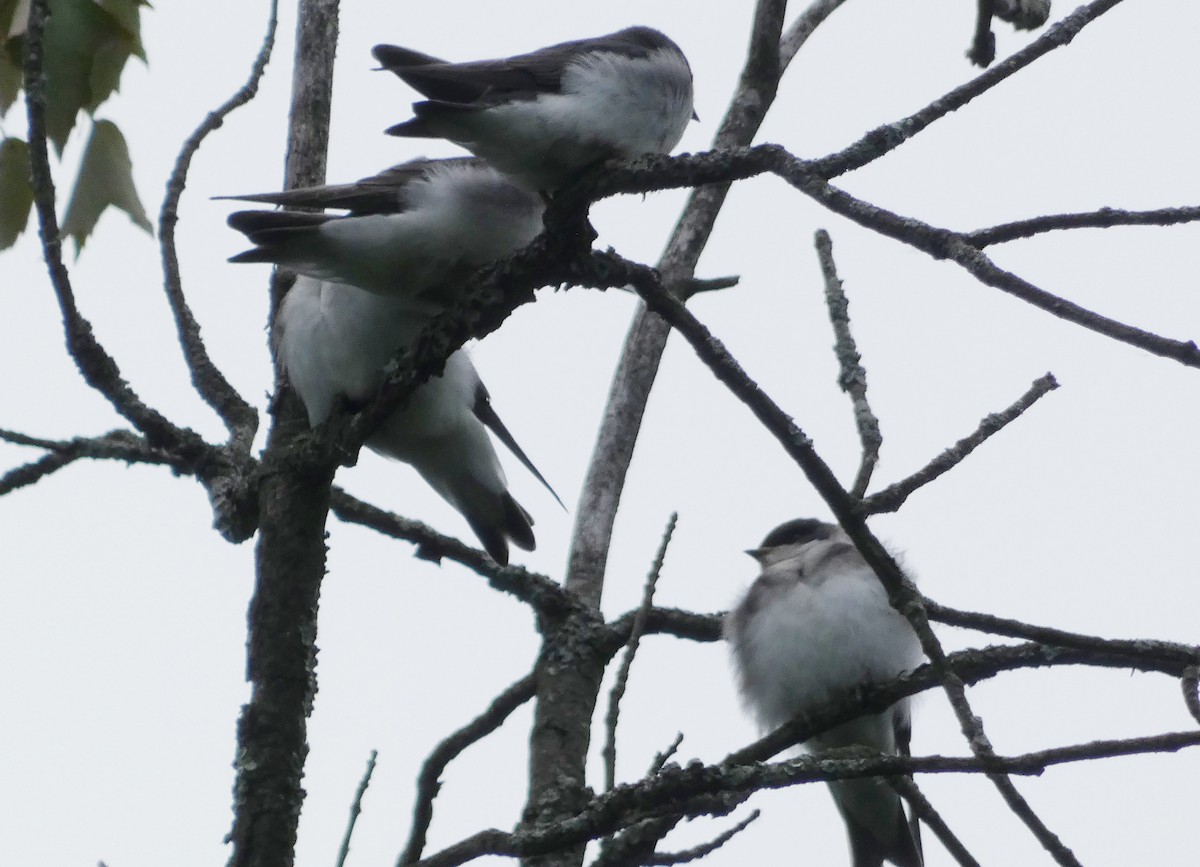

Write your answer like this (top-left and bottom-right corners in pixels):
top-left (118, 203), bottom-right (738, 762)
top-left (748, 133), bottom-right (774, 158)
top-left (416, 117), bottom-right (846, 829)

top-left (691, 108), bottom-right (700, 122)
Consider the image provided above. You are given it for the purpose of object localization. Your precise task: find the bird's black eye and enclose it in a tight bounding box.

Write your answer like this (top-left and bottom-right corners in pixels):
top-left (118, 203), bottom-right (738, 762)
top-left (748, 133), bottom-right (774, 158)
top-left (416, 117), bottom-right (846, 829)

top-left (758, 518), bottom-right (835, 549)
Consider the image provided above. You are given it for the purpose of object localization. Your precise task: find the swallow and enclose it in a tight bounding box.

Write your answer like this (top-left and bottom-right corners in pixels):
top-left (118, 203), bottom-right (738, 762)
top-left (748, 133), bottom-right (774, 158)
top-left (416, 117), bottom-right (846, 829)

top-left (374, 26), bottom-right (695, 191)
top-left (275, 275), bottom-right (561, 564)
top-left (224, 157), bottom-right (545, 308)
top-left (726, 518), bottom-right (924, 867)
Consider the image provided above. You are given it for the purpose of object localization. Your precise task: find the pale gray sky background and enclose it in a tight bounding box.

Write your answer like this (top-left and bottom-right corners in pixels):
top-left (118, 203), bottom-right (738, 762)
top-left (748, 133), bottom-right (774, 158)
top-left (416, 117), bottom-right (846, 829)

top-left (2, 1), bottom-right (1198, 866)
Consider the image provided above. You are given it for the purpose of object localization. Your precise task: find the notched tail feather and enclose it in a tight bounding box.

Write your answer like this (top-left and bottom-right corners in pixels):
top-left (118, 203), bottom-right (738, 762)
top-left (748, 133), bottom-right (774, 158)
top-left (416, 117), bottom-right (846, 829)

top-left (473, 385), bottom-right (565, 510)
top-left (227, 211), bottom-right (332, 263)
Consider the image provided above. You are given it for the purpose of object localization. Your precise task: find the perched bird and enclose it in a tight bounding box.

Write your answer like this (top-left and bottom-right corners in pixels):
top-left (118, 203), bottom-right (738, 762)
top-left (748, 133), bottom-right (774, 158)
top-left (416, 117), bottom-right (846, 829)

top-left (275, 275), bottom-right (561, 564)
top-left (374, 26), bottom-right (695, 191)
top-left (225, 158), bottom-right (545, 307)
top-left (726, 518), bottom-right (924, 867)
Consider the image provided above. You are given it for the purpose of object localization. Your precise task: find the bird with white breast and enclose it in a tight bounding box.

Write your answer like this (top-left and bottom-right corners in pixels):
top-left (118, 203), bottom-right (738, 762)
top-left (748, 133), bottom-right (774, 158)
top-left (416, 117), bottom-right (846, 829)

top-left (726, 518), bottom-right (925, 867)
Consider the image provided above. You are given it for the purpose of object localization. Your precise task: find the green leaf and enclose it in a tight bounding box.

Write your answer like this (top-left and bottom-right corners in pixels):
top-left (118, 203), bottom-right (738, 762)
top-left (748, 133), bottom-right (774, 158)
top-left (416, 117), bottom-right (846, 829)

top-left (0, 0), bottom-right (21, 38)
top-left (61, 118), bottom-right (151, 254)
top-left (3, 0), bottom-right (142, 152)
top-left (0, 43), bottom-right (19, 116)
top-left (97, 0), bottom-right (150, 61)
top-left (0, 136), bottom-right (33, 250)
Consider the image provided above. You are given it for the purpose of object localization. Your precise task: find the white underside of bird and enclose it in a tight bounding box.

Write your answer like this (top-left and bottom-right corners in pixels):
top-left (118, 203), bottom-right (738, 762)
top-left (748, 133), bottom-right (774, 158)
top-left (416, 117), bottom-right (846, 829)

top-left (727, 527), bottom-right (924, 867)
top-left (275, 276), bottom-right (539, 563)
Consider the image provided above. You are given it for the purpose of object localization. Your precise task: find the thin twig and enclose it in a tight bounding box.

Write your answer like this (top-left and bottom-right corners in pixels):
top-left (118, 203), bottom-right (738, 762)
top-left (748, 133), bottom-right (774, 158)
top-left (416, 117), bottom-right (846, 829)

top-left (649, 733), bottom-right (685, 776)
top-left (157, 0), bottom-right (277, 450)
top-left (398, 673), bottom-right (537, 866)
top-left (329, 488), bottom-right (573, 619)
top-left (966, 204), bottom-right (1200, 246)
top-left (644, 811), bottom-right (760, 865)
top-left (0, 428), bottom-right (180, 496)
top-left (603, 513), bottom-right (678, 792)
top-left (862, 373), bottom-right (1059, 514)
top-left (815, 230), bottom-right (881, 498)
top-left (335, 750), bottom-right (378, 867)
top-left (813, 0), bottom-right (1127, 178)
top-left (888, 776), bottom-right (981, 867)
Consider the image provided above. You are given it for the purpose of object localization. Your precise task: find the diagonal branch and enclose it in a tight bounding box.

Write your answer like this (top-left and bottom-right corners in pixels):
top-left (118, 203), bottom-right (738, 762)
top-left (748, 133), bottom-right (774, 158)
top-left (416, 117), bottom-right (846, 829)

top-left (813, 0), bottom-right (1127, 179)
top-left (398, 672), bottom-right (537, 866)
top-left (863, 373), bottom-right (1059, 514)
top-left (329, 488), bottom-right (573, 619)
top-left (887, 776), bottom-right (981, 867)
top-left (157, 0), bottom-right (277, 450)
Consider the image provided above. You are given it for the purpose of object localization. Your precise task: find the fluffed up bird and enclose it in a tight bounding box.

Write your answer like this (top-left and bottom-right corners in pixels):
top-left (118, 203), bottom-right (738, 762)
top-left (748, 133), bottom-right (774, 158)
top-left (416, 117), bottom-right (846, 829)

top-left (374, 26), bottom-right (695, 192)
top-left (225, 158), bottom-right (545, 307)
top-left (726, 518), bottom-right (924, 867)
top-left (276, 275), bottom-right (562, 564)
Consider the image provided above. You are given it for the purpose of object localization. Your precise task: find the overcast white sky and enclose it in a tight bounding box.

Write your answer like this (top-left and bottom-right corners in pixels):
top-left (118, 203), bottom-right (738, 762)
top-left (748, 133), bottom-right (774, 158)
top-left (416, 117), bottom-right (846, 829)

top-left (2, 1), bottom-right (1199, 866)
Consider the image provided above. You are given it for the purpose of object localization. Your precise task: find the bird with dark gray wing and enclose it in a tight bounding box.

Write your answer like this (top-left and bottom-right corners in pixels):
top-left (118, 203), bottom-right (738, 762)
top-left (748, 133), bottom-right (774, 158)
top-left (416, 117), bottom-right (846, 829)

top-left (275, 275), bottom-right (561, 565)
top-left (726, 518), bottom-right (924, 867)
top-left (374, 27), bottom-right (695, 192)
top-left (224, 157), bottom-right (545, 308)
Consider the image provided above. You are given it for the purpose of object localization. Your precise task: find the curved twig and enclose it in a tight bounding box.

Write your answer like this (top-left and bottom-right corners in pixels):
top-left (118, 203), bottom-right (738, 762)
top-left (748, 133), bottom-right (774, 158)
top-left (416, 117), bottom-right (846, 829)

top-left (398, 673), bottom-right (537, 866)
top-left (158, 0), bottom-right (277, 450)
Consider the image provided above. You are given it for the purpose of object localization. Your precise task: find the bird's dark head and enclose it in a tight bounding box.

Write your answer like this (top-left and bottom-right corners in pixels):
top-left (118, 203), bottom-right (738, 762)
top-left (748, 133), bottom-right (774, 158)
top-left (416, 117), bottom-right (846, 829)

top-left (746, 518), bottom-right (838, 562)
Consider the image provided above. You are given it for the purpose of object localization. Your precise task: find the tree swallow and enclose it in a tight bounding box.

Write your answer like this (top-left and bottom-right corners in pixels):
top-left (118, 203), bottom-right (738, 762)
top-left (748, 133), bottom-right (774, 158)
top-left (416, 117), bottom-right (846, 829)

top-left (225, 158), bottom-right (545, 308)
top-left (373, 26), bottom-right (696, 192)
top-left (726, 518), bottom-right (924, 867)
top-left (275, 275), bottom-right (562, 564)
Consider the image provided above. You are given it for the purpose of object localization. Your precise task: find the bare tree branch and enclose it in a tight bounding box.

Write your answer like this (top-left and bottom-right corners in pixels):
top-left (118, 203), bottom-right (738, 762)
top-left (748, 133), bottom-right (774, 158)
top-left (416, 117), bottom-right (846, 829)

top-left (813, 0), bottom-right (1126, 179)
top-left (779, 0), bottom-right (854, 69)
top-left (336, 750), bottom-right (378, 867)
top-left (0, 428), bottom-right (180, 496)
top-left (329, 488), bottom-right (573, 618)
top-left (603, 513), bottom-right (678, 792)
top-left (226, 2), bottom-right (341, 866)
top-left (410, 728), bottom-right (1200, 867)
top-left (862, 373), bottom-right (1059, 514)
top-left (887, 776), bottom-right (981, 867)
top-left (815, 230), bottom-right (881, 498)
top-left (22, 0), bottom-right (210, 457)
top-left (643, 810), bottom-right (760, 865)
top-left (966, 204), bottom-right (1200, 246)
top-left (158, 0), bottom-right (277, 451)
top-left (785, 169), bottom-right (1200, 368)
top-left (399, 673), bottom-right (537, 866)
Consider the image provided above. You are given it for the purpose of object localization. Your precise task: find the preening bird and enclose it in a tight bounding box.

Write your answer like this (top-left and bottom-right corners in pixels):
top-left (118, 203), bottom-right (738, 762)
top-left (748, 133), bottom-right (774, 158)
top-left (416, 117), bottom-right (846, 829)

top-left (225, 158), bottom-right (545, 307)
top-left (275, 275), bottom-right (561, 564)
top-left (373, 26), bottom-right (695, 192)
top-left (726, 518), bottom-right (924, 867)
